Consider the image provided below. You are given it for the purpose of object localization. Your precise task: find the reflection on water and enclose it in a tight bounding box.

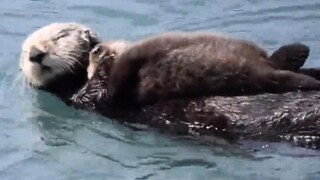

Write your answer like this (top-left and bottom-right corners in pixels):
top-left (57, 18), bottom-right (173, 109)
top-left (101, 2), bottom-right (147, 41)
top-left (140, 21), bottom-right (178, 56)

top-left (1, 0), bottom-right (320, 179)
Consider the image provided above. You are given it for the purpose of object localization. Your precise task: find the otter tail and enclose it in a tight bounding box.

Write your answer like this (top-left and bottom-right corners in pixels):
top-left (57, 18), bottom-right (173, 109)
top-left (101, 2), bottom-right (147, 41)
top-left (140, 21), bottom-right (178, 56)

top-left (269, 43), bottom-right (310, 71)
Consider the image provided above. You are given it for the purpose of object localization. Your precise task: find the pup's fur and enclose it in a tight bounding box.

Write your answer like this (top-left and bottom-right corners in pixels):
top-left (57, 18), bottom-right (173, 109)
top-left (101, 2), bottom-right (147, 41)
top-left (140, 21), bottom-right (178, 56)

top-left (89, 32), bottom-right (313, 106)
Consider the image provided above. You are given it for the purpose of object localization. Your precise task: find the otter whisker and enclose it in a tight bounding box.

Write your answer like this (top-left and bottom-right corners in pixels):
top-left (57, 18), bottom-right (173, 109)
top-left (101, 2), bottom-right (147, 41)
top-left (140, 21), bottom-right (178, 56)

top-left (62, 50), bottom-right (82, 58)
top-left (65, 55), bottom-right (84, 68)
top-left (59, 62), bottom-right (75, 74)
top-left (62, 49), bottom-right (87, 57)
top-left (59, 52), bottom-right (83, 66)
top-left (54, 60), bottom-right (71, 74)
top-left (56, 53), bottom-right (81, 70)
top-left (56, 57), bottom-right (82, 74)
top-left (74, 48), bottom-right (88, 53)
top-left (61, 58), bottom-right (77, 70)
top-left (56, 64), bottom-right (68, 73)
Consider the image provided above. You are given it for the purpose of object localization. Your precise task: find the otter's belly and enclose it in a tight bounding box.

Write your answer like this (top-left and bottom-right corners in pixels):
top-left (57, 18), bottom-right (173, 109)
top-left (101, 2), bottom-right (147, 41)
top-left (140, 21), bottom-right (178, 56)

top-left (71, 67), bottom-right (320, 149)
top-left (121, 91), bottom-right (320, 149)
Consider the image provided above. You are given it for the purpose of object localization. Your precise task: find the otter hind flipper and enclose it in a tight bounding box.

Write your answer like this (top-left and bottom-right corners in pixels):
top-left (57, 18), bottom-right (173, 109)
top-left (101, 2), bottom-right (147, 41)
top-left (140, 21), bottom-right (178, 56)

top-left (298, 68), bottom-right (320, 81)
top-left (267, 70), bottom-right (320, 92)
top-left (269, 43), bottom-right (310, 71)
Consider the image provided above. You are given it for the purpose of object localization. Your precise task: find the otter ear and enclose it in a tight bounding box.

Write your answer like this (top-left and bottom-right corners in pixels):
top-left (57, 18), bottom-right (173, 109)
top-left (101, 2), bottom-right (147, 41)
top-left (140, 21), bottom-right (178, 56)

top-left (83, 29), bottom-right (101, 49)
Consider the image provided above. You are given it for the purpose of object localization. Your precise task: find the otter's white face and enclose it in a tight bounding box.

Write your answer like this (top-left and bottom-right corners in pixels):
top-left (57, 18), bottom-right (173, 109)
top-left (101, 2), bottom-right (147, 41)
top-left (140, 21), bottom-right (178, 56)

top-left (20, 22), bottom-right (99, 88)
top-left (87, 40), bottom-right (131, 79)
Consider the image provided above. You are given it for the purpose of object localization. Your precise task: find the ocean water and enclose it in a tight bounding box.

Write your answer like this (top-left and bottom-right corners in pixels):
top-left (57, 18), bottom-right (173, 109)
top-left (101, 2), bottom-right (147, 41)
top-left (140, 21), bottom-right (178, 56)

top-left (1, 0), bottom-right (320, 179)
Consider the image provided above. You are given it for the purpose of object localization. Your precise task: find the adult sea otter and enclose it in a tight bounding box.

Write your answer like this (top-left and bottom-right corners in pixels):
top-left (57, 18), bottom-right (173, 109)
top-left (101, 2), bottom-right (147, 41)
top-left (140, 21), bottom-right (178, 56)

top-left (19, 22), bottom-right (320, 149)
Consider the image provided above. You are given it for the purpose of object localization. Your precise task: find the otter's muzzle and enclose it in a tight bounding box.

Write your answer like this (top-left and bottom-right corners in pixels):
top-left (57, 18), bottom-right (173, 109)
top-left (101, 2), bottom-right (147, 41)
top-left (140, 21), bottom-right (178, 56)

top-left (29, 46), bottom-right (46, 64)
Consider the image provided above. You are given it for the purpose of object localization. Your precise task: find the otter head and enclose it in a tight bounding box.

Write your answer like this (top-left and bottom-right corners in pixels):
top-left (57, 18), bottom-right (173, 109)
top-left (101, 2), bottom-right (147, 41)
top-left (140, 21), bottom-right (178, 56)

top-left (87, 41), bottom-right (130, 79)
top-left (20, 22), bottom-right (100, 99)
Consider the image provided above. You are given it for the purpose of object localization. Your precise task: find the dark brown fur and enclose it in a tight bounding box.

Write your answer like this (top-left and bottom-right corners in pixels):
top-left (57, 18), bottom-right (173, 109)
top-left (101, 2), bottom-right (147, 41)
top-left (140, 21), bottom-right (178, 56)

top-left (71, 58), bottom-right (320, 149)
top-left (104, 32), bottom-right (316, 106)
top-left (51, 33), bottom-right (320, 149)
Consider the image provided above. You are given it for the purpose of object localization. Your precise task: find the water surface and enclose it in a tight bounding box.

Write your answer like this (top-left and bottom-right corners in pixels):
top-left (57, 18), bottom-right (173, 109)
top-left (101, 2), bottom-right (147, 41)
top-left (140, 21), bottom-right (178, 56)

top-left (1, 0), bottom-right (320, 179)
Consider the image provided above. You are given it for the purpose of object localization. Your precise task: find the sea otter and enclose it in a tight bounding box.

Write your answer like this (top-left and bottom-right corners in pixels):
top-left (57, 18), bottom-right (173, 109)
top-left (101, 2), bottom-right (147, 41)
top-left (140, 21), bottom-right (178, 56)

top-left (19, 22), bottom-right (320, 149)
top-left (87, 33), bottom-right (317, 107)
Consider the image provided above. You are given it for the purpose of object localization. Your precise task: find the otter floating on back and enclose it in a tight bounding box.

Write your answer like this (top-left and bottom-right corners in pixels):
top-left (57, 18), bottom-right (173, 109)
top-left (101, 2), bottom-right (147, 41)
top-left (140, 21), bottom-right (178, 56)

top-left (19, 22), bottom-right (320, 149)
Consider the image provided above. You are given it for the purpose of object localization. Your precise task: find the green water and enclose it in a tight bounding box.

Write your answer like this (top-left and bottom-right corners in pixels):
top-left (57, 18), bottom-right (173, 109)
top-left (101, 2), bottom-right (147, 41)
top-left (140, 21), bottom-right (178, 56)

top-left (1, 0), bottom-right (320, 179)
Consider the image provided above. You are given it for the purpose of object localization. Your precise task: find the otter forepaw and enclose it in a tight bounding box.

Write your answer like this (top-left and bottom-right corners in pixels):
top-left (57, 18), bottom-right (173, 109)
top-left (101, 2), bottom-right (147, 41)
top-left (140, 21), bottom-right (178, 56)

top-left (91, 44), bottom-right (117, 63)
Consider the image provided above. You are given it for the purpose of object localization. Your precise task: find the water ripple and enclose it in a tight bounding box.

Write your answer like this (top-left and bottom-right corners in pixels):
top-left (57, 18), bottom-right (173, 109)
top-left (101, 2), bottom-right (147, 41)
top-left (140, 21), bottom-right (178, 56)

top-left (158, 159), bottom-right (216, 170)
top-left (240, 2), bottom-right (320, 16)
top-left (68, 5), bottom-right (159, 27)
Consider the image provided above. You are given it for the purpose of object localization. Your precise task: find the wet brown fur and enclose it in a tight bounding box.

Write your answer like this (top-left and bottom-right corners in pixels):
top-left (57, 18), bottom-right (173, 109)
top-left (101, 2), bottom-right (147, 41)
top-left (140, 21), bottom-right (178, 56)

top-left (71, 55), bottom-right (320, 149)
top-left (99, 32), bottom-right (317, 106)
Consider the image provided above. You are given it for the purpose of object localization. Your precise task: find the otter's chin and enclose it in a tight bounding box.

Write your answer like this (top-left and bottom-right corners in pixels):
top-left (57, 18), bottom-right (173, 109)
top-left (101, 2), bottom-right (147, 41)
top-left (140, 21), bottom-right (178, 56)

top-left (20, 60), bottom-right (55, 88)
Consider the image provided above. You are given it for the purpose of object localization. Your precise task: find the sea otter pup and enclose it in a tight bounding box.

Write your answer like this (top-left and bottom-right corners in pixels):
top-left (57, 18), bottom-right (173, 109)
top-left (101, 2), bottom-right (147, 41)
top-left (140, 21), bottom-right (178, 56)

top-left (88, 40), bottom-right (308, 80)
top-left (86, 32), bottom-right (317, 107)
top-left (19, 22), bottom-right (320, 149)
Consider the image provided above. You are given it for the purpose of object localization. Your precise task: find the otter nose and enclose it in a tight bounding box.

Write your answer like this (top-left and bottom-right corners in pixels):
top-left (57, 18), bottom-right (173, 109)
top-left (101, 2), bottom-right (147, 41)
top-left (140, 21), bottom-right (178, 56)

top-left (29, 46), bottom-right (45, 64)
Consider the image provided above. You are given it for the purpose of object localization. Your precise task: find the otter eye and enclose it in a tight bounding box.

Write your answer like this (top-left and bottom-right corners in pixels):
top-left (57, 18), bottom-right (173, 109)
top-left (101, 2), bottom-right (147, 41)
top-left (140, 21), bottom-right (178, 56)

top-left (52, 30), bottom-right (69, 42)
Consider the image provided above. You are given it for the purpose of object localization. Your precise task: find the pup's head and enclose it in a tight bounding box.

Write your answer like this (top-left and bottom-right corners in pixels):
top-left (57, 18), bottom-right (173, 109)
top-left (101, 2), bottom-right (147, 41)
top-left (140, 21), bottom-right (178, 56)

top-left (87, 40), bottom-right (130, 79)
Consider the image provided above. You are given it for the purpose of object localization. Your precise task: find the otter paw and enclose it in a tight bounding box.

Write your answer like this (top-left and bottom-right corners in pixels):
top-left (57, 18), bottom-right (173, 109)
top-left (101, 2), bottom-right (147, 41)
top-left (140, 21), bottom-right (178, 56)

top-left (91, 44), bottom-right (117, 63)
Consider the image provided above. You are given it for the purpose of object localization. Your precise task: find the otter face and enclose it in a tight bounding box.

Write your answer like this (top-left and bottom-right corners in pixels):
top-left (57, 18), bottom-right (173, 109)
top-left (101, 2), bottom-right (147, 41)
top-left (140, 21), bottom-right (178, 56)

top-left (87, 43), bottom-right (124, 79)
top-left (88, 44), bottom-right (109, 80)
top-left (20, 22), bottom-right (100, 88)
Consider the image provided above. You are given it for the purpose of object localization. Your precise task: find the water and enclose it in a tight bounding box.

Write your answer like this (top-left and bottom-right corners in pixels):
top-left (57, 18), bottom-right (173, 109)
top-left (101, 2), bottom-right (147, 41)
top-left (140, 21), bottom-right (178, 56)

top-left (1, 0), bottom-right (320, 179)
